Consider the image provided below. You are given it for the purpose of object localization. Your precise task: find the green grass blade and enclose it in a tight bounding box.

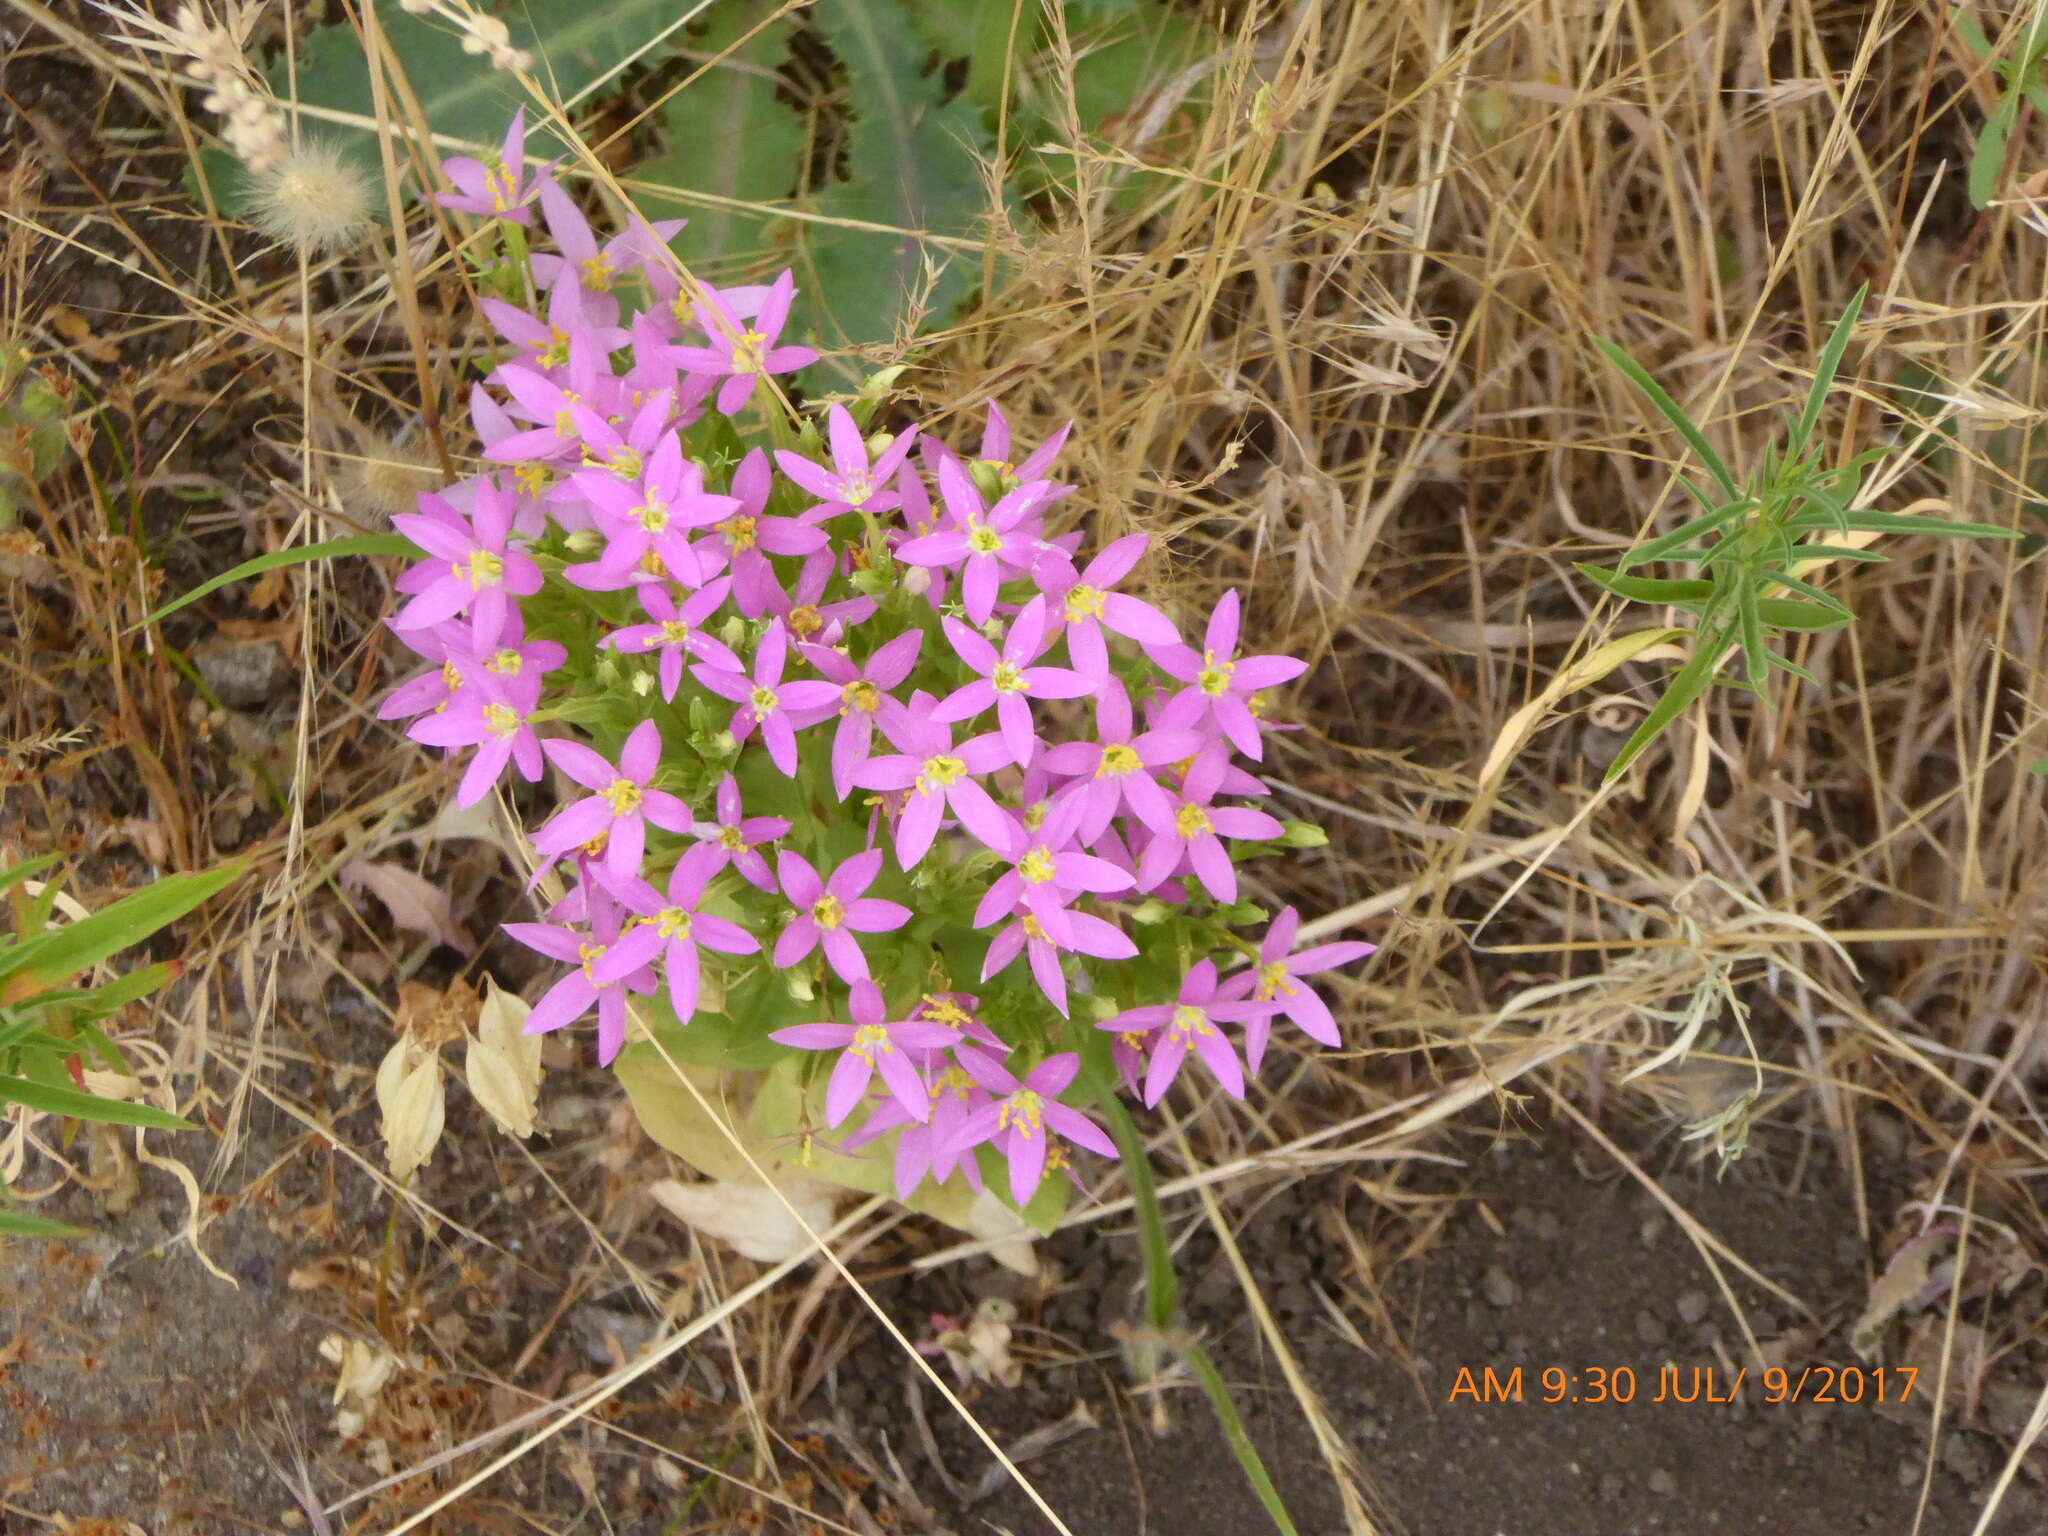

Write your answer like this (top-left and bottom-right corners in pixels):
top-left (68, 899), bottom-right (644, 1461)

top-left (1761, 570), bottom-right (1854, 615)
top-left (1174, 1336), bottom-right (1301, 1536)
top-left (1833, 512), bottom-right (2021, 539)
top-left (1092, 1080), bottom-right (1178, 1330)
top-left (0, 1074), bottom-right (189, 1131)
top-left (0, 863), bottom-right (245, 991)
top-left (1971, 88), bottom-right (2022, 209)
top-left (0, 1209), bottom-right (85, 1239)
top-left (0, 855), bottom-right (59, 897)
top-left (1736, 582), bottom-right (1767, 681)
top-left (1593, 335), bottom-right (1742, 502)
top-left (133, 534), bottom-right (415, 633)
top-left (1755, 598), bottom-right (1855, 631)
top-left (1605, 638), bottom-right (1728, 781)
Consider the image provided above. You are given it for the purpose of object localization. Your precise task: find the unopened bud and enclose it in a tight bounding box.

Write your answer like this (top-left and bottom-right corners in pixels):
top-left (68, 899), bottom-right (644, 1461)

top-left (968, 459), bottom-right (1006, 502)
top-left (1128, 898), bottom-right (1172, 925)
top-left (563, 528), bottom-right (604, 555)
top-left (1278, 820), bottom-right (1329, 848)
top-left (465, 978), bottom-right (542, 1138)
top-left (902, 564), bottom-right (932, 597)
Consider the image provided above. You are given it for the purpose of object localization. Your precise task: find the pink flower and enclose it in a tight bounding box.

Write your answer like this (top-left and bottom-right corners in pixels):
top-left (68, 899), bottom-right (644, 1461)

top-left (1217, 906), bottom-right (1374, 1071)
top-left (1040, 682), bottom-right (1204, 845)
top-left (943, 1048), bottom-right (1116, 1207)
top-left (603, 577), bottom-right (742, 700)
top-left (895, 457), bottom-right (1059, 625)
top-left (691, 773), bottom-right (789, 891)
top-left (406, 689), bottom-right (545, 807)
top-left (843, 1054), bottom-right (989, 1199)
top-left (964, 401), bottom-right (1073, 496)
top-left (598, 847), bottom-right (759, 1022)
top-left (693, 624), bottom-right (841, 776)
top-left (848, 701), bottom-right (1014, 868)
top-left (502, 889), bottom-right (656, 1066)
top-left (801, 631), bottom-right (923, 798)
top-left (704, 450), bottom-right (830, 617)
top-left (660, 270), bottom-right (818, 416)
top-left (931, 597), bottom-right (1091, 765)
top-left (1038, 534), bottom-right (1181, 681)
top-left (1133, 749), bottom-right (1283, 903)
top-left (1098, 960), bottom-right (1276, 1107)
top-left (390, 480), bottom-right (543, 642)
top-left (973, 798), bottom-right (1133, 941)
top-left (771, 982), bottom-right (962, 1126)
top-left (572, 430), bottom-right (739, 589)
top-left (529, 180), bottom-right (683, 312)
top-left (435, 108), bottom-right (545, 223)
top-left (1152, 590), bottom-right (1308, 760)
top-left (771, 849), bottom-right (912, 985)
top-left (763, 555), bottom-right (874, 648)
top-left (775, 405), bottom-right (919, 521)
top-left (531, 720), bottom-right (693, 885)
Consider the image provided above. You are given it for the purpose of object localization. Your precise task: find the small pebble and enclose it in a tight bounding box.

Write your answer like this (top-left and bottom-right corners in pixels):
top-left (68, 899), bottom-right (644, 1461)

top-left (1649, 1469), bottom-right (1677, 1496)
top-left (1675, 1290), bottom-right (1709, 1327)
top-left (1634, 1310), bottom-right (1667, 1345)
top-left (1480, 1265), bottom-right (1520, 1309)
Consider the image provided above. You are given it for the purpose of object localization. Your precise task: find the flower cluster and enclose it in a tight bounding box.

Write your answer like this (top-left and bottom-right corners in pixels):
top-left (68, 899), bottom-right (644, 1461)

top-left (379, 119), bottom-right (1374, 1213)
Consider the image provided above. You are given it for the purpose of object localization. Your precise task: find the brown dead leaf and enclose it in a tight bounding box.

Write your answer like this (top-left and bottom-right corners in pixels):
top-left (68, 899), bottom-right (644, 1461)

top-left (338, 858), bottom-right (475, 954)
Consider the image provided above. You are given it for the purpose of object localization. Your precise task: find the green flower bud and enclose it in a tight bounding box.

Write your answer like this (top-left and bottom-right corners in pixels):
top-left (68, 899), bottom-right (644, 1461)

top-left (563, 527), bottom-right (604, 556)
top-left (1128, 898), bottom-right (1172, 926)
top-left (1279, 820), bottom-right (1329, 848)
top-left (968, 459), bottom-right (1007, 502)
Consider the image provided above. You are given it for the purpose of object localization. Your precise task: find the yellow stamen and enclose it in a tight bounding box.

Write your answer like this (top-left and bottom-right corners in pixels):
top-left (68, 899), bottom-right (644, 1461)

top-left (603, 777), bottom-right (643, 816)
top-left (1018, 847), bottom-right (1057, 884)
top-left (812, 893), bottom-right (845, 930)
top-left (991, 660), bottom-right (1027, 693)
top-left (1098, 743), bottom-right (1141, 778)
top-left (1175, 803), bottom-right (1213, 839)
top-left (915, 754), bottom-right (967, 796)
top-left (1065, 585), bottom-right (1106, 621)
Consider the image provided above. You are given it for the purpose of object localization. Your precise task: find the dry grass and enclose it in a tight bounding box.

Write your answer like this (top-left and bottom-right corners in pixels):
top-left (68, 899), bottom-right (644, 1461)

top-left (5, 0), bottom-right (2048, 1529)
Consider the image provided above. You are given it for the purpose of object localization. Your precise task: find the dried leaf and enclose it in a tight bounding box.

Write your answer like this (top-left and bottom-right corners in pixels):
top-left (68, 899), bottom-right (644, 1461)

top-left (339, 858), bottom-right (475, 954)
top-left (648, 1175), bottom-right (837, 1263)
top-left (466, 978), bottom-right (543, 1138)
top-left (375, 1039), bottom-right (445, 1180)
top-left (319, 1333), bottom-right (400, 1404)
top-left (1852, 1225), bottom-right (1954, 1360)
top-left (966, 1187), bottom-right (1040, 1278)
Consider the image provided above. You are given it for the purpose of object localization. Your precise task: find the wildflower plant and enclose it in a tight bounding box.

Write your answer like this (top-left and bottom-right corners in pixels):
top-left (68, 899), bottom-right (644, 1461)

top-left (365, 117), bottom-right (1373, 1230)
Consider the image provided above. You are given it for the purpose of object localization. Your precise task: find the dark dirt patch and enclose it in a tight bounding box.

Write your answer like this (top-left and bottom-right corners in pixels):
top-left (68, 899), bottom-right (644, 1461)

top-left (825, 1127), bottom-right (2043, 1536)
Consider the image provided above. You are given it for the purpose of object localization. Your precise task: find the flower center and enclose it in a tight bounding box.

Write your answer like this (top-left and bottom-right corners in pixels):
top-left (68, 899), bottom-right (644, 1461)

top-left (461, 549), bottom-right (505, 589)
top-left (1018, 847), bottom-right (1057, 884)
top-left (1256, 960), bottom-right (1295, 1000)
top-left (812, 893), bottom-right (845, 930)
top-left (579, 253), bottom-right (615, 292)
top-left (998, 1089), bottom-right (1044, 1139)
top-left (749, 685), bottom-right (780, 717)
top-left (849, 1023), bottom-right (892, 1062)
top-left (722, 515), bottom-right (758, 551)
top-left (603, 777), bottom-right (644, 816)
top-left (733, 329), bottom-right (768, 372)
top-left (670, 291), bottom-right (695, 324)
top-left (576, 941), bottom-right (607, 984)
top-left (657, 906), bottom-right (693, 940)
top-left (991, 660), bottom-right (1027, 694)
top-left (718, 825), bottom-right (746, 850)
top-left (535, 326), bottom-right (570, 369)
top-left (440, 659), bottom-right (463, 694)
top-left (485, 161), bottom-right (520, 212)
top-left (932, 1065), bottom-right (972, 1105)
top-left (658, 619), bottom-right (693, 646)
top-left (838, 473), bottom-right (872, 505)
top-left (486, 647), bottom-right (522, 675)
top-left (966, 522), bottom-right (1004, 557)
top-left (1065, 585), bottom-right (1106, 621)
top-left (1097, 743), bottom-right (1141, 778)
top-left (1197, 650), bottom-right (1236, 696)
top-left (609, 447), bottom-right (644, 481)
top-left (1174, 803), bottom-right (1214, 839)
top-left (788, 604), bottom-right (823, 637)
top-left (1020, 912), bottom-right (1048, 942)
top-left (1167, 1003), bottom-right (1211, 1043)
top-left (920, 995), bottom-right (971, 1026)
top-left (482, 702), bottom-right (521, 736)
top-left (634, 497), bottom-right (670, 533)
top-left (915, 754), bottom-right (967, 795)
top-left (514, 462), bottom-right (552, 496)
top-left (844, 679), bottom-right (881, 713)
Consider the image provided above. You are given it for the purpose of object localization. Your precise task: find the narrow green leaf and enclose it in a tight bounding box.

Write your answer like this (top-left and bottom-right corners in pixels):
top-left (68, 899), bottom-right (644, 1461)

top-left (0, 855), bottom-right (59, 897)
top-left (1755, 598), bottom-right (1855, 631)
top-left (0, 864), bottom-right (244, 991)
top-left (1834, 513), bottom-right (2021, 539)
top-left (1622, 503), bottom-right (1749, 569)
top-left (1789, 543), bottom-right (1889, 564)
top-left (1764, 650), bottom-right (1821, 685)
top-left (1760, 570), bottom-right (1854, 615)
top-left (1788, 285), bottom-right (1867, 459)
top-left (1576, 565), bottom-right (1714, 604)
top-left (2027, 757), bottom-right (2048, 775)
top-left (1091, 1077), bottom-right (1178, 1329)
top-left (1593, 335), bottom-right (1741, 502)
top-left (1176, 1337), bottom-right (1302, 1536)
top-left (1605, 639), bottom-right (1729, 781)
top-left (0, 1074), bottom-right (189, 1130)
top-left (1736, 583), bottom-right (1767, 681)
top-left (0, 1209), bottom-right (85, 1239)
top-left (135, 535), bottom-right (415, 632)
top-left (1971, 89), bottom-right (2022, 209)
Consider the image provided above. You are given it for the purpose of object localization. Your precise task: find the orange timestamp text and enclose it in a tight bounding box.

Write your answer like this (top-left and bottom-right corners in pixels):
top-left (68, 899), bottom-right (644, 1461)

top-left (1447, 1363), bottom-right (1920, 1406)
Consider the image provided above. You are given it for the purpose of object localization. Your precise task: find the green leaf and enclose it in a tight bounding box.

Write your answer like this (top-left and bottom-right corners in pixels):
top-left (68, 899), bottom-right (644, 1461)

top-left (803, 0), bottom-right (1003, 347)
top-left (1755, 598), bottom-right (1855, 631)
top-left (1593, 335), bottom-right (1741, 502)
top-left (1831, 512), bottom-right (2021, 539)
top-left (0, 855), bottom-right (58, 897)
top-left (1605, 638), bottom-right (1729, 781)
top-left (1970, 90), bottom-right (2019, 210)
top-left (2027, 757), bottom-right (2048, 775)
top-left (0, 1209), bottom-right (85, 1239)
top-left (1575, 565), bottom-right (1715, 605)
top-left (638, 3), bottom-right (806, 264)
top-left (0, 1074), bottom-right (189, 1131)
top-left (135, 534), bottom-right (415, 632)
top-left (1764, 650), bottom-right (1821, 685)
top-left (1788, 286), bottom-right (1867, 460)
top-left (0, 864), bottom-right (244, 994)
top-left (1177, 1337), bottom-right (1302, 1536)
top-left (1736, 582), bottom-right (1767, 681)
top-left (1760, 570), bottom-right (1854, 615)
top-left (1621, 503), bottom-right (1749, 570)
